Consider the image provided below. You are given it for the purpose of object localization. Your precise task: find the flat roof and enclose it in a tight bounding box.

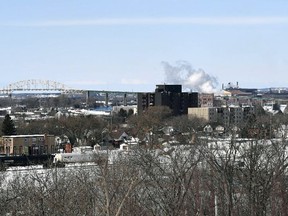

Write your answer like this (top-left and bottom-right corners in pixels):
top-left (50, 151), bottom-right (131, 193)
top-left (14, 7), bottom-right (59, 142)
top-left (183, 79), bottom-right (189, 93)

top-left (2, 134), bottom-right (54, 138)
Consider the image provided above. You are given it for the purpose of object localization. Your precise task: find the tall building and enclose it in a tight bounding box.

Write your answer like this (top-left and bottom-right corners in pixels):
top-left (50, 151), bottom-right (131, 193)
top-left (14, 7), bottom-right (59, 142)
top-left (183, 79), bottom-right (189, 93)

top-left (137, 93), bottom-right (155, 114)
top-left (137, 84), bottom-right (198, 116)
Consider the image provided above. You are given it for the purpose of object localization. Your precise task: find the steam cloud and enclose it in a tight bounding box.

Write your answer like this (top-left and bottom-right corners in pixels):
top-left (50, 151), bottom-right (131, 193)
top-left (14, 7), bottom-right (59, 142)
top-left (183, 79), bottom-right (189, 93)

top-left (162, 61), bottom-right (218, 93)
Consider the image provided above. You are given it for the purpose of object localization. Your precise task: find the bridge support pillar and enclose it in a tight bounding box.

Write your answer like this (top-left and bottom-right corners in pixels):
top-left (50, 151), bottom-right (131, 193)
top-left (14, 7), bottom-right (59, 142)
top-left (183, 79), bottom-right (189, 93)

top-left (124, 93), bottom-right (127, 106)
top-left (86, 91), bottom-right (90, 105)
top-left (105, 93), bottom-right (109, 106)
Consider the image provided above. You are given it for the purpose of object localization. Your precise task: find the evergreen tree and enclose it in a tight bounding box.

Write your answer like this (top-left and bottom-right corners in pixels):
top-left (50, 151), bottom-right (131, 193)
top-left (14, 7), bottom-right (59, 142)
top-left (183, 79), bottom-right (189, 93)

top-left (2, 114), bottom-right (16, 135)
top-left (118, 108), bottom-right (128, 118)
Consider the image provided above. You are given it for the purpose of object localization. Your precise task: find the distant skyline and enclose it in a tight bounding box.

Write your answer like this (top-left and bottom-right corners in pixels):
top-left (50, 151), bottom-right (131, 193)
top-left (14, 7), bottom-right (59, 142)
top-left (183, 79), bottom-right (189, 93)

top-left (1, 1), bottom-right (288, 92)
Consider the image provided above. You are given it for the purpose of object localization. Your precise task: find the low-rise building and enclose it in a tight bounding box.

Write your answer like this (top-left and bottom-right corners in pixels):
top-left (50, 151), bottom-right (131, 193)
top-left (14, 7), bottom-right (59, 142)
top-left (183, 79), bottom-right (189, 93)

top-left (188, 105), bottom-right (255, 126)
top-left (199, 93), bottom-right (214, 107)
top-left (229, 106), bottom-right (243, 125)
top-left (188, 107), bottom-right (217, 122)
top-left (0, 134), bottom-right (56, 156)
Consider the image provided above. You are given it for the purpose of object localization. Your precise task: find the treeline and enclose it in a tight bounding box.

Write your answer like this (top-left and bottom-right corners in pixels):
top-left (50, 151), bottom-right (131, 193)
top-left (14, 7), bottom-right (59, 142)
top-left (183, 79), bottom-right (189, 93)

top-left (3, 104), bottom-right (288, 144)
top-left (1, 136), bottom-right (288, 216)
top-left (1, 106), bottom-right (206, 146)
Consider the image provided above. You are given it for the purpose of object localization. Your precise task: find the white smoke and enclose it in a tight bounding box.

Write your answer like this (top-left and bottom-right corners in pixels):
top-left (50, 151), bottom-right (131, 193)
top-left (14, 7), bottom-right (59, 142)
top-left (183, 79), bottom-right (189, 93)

top-left (162, 61), bottom-right (218, 93)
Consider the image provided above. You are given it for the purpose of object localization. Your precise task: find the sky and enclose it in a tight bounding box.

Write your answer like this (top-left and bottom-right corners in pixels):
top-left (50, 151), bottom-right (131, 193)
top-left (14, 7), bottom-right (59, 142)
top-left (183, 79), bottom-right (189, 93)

top-left (0, 0), bottom-right (288, 92)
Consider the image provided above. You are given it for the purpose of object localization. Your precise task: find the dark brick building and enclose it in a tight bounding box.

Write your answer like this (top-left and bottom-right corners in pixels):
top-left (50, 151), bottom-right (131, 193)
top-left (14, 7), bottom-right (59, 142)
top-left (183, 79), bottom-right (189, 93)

top-left (137, 84), bottom-right (198, 116)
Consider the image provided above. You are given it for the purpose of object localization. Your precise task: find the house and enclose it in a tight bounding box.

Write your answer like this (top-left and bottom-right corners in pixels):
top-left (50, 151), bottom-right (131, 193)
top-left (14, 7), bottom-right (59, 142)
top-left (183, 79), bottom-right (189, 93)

top-left (214, 125), bottom-right (225, 136)
top-left (203, 125), bottom-right (213, 134)
top-left (120, 143), bottom-right (129, 151)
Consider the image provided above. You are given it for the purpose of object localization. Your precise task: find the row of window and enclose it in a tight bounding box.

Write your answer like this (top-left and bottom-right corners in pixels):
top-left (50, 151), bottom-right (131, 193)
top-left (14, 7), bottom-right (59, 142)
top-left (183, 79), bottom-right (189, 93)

top-left (3, 145), bottom-right (56, 156)
top-left (4, 137), bottom-right (45, 142)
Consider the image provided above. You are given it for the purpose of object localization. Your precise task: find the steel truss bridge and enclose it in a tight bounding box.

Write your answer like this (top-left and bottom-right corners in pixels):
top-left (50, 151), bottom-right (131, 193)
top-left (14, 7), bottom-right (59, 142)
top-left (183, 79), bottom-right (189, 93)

top-left (0, 80), bottom-right (138, 106)
top-left (0, 80), bottom-right (84, 95)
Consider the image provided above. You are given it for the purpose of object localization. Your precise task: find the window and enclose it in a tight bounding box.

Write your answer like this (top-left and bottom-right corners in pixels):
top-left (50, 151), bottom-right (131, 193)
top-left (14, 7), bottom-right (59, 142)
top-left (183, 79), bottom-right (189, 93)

top-left (44, 145), bottom-right (47, 154)
top-left (6, 146), bottom-right (10, 155)
top-left (51, 145), bottom-right (55, 153)
top-left (13, 146), bottom-right (17, 155)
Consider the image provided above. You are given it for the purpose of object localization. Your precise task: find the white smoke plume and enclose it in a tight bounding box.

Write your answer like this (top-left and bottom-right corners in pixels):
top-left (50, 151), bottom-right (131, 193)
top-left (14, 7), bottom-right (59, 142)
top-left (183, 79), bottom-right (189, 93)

top-left (162, 61), bottom-right (218, 93)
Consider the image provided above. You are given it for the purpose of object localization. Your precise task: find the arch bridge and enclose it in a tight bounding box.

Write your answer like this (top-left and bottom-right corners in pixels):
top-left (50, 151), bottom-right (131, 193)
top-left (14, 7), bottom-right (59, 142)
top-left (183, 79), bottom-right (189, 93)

top-left (0, 79), bottom-right (83, 95)
top-left (0, 79), bottom-right (139, 106)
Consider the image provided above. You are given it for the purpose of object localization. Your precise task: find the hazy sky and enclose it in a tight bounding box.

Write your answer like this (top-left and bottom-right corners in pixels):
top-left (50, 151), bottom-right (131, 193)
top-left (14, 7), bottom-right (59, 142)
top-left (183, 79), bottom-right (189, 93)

top-left (0, 1), bottom-right (288, 92)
